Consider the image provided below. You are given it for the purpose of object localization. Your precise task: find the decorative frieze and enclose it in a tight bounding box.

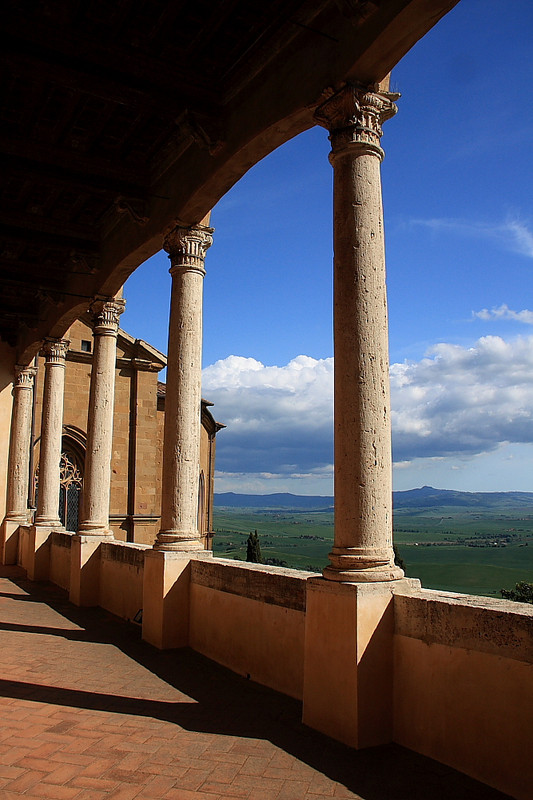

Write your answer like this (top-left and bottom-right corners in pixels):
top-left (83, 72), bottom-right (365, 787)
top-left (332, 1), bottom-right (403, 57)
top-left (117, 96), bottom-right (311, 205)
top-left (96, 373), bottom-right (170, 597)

top-left (41, 338), bottom-right (69, 365)
top-left (315, 84), bottom-right (400, 160)
top-left (13, 364), bottom-right (37, 391)
top-left (163, 225), bottom-right (214, 276)
top-left (90, 298), bottom-right (125, 336)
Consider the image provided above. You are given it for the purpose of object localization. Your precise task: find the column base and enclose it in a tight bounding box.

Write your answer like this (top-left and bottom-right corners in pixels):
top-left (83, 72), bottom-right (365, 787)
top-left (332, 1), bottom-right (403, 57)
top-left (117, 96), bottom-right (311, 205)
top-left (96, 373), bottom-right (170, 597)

top-left (323, 546), bottom-right (404, 583)
top-left (34, 517), bottom-right (62, 528)
top-left (153, 530), bottom-right (204, 552)
top-left (69, 534), bottom-right (113, 607)
top-left (0, 517), bottom-right (27, 565)
top-left (77, 522), bottom-right (113, 537)
top-left (302, 576), bottom-right (416, 749)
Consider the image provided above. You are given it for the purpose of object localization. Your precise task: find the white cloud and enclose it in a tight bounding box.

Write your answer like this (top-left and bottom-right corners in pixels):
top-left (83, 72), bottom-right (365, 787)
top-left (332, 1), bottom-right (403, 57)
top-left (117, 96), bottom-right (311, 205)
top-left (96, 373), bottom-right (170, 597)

top-left (473, 304), bottom-right (533, 324)
top-left (410, 217), bottom-right (533, 259)
top-left (390, 335), bottom-right (533, 462)
top-left (205, 336), bottom-right (533, 493)
top-left (203, 355), bottom-right (334, 481)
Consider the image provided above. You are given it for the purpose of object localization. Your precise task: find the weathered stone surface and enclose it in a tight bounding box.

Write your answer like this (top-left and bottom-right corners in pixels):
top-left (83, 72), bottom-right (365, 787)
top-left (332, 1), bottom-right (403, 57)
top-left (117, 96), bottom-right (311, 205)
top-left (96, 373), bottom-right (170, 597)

top-left (4, 365), bottom-right (36, 522)
top-left (78, 298), bottom-right (125, 537)
top-left (156, 223), bottom-right (213, 551)
top-left (316, 86), bottom-right (402, 582)
top-left (191, 557), bottom-right (314, 611)
top-left (394, 588), bottom-right (533, 662)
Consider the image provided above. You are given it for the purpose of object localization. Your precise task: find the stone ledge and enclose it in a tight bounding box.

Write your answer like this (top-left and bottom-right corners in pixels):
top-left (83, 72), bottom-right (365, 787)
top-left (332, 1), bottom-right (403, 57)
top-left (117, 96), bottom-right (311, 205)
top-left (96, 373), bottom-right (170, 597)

top-left (191, 558), bottom-right (317, 611)
top-left (394, 588), bottom-right (533, 663)
top-left (51, 531), bottom-right (74, 548)
top-left (100, 539), bottom-right (150, 566)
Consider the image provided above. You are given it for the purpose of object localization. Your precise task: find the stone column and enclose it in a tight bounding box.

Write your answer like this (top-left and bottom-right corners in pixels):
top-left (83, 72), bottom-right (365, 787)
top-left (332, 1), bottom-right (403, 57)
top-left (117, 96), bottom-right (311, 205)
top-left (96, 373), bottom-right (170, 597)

top-left (4, 365), bottom-right (37, 523)
top-left (77, 297), bottom-right (125, 537)
top-left (154, 223), bottom-right (213, 551)
top-left (315, 84), bottom-right (403, 582)
top-left (34, 339), bottom-right (69, 527)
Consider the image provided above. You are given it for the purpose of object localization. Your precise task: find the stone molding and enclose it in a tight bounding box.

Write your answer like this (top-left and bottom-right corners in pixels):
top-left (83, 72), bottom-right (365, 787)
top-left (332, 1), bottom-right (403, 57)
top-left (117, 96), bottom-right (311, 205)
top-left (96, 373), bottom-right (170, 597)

top-left (41, 338), bottom-right (70, 365)
top-left (163, 224), bottom-right (214, 277)
top-left (315, 84), bottom-right (399, 160)
top-left (191, 558), bottom-right (312, 612)
top-left (13, 364), bottom-right (37, 390)
top-left (90, 297), bottom-right (126, 336)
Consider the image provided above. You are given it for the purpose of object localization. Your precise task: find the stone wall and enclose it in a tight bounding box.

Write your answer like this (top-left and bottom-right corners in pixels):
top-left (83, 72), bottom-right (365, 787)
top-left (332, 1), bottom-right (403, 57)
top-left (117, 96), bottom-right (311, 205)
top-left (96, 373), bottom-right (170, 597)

top-left (50, 531), bottom-right (72, 591)
top-left (99, 540), bottom-right (148, 621)
top-left (190, 559), bottom-right (312, 700)
top-left (6, 530), bottom-right (532, 800)
top-left (393, 589), bottom-right (533, 800)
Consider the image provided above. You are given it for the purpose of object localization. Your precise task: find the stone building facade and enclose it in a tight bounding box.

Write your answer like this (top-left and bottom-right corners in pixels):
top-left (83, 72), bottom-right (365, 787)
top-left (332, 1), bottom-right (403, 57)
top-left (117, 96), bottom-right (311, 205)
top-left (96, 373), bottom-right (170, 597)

top-left (32, 318), bottom-right (221, 546)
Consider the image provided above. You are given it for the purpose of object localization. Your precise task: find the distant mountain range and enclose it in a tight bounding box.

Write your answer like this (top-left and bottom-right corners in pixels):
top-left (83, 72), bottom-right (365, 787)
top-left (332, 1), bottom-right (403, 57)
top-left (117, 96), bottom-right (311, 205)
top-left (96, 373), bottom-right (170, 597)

top-left (215, 486), bottom-right (533, 510)
top-left (214, 492), bottom-right (334, 510)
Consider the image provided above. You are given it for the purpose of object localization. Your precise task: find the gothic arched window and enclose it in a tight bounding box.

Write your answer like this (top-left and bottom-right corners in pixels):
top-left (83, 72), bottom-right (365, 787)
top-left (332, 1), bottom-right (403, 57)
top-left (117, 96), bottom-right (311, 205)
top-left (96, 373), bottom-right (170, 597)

top-left (58, 450), bottom-right (83, 532)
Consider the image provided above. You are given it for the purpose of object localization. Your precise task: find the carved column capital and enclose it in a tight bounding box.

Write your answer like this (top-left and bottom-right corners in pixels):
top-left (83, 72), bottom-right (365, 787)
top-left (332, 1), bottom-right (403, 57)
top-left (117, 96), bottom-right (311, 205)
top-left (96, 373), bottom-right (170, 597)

top-left (89, 297), bottom-right (126, 336)
top-left (13, 365), bottom-right (37, 390)
top-left (41, 338), bottom-right (70, 365)
top-left (315, 84), bottom-right (399, 161)
top-left (163, 224), bottom-right (214, 277)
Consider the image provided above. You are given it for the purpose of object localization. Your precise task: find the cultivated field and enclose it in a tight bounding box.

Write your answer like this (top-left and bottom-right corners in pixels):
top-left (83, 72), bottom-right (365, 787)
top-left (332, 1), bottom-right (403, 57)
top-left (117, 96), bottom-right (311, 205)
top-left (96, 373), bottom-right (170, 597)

top-left (213, 505), bottom-right (533, 598)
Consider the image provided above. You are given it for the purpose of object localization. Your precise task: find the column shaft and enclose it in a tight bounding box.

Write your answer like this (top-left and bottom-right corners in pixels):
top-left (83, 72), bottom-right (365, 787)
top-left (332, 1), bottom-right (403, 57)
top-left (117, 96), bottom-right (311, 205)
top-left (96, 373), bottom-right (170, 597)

top-left (155, 224), bottom-right (213, 551)
top-left (78, 298), bottom-right (125, 536)
top-left (35, 339), bottom-right (69, 527)
top-left (5, 365), bottom-right (37, 521)
top-left (316, 85), bottom-right (403, 582)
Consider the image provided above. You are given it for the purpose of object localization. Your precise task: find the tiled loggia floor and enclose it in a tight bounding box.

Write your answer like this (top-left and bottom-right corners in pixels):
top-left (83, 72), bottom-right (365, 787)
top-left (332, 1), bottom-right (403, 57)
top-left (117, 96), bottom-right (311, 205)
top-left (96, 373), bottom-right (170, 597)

top-left (0, 565), bottom-right (512, 800)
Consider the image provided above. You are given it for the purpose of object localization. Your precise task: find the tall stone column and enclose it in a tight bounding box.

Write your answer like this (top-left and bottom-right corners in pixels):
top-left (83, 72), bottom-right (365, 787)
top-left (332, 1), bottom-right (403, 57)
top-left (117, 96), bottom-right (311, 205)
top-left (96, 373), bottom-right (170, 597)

top-left (77, 297), bottom-right (125, 537)
top-left (34, 339), bottom-right (70, 528)
top-left (315, 84), bottom-right (403, 582)
top-left (154, 223), bottom-right (213, 551)
top-left (4, 365), bottom-right (37, 523)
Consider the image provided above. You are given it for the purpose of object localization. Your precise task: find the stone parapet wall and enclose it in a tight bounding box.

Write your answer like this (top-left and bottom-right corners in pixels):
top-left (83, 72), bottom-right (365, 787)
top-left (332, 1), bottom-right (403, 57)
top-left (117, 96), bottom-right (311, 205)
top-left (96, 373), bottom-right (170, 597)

top-left (16, 525), bottom-right (30, 570)
top-left (99, 540), bottom-right (148, 622)
top-left (50, 531), bottom-right (73, 590)
top-left (4, 528), bottom-right (532, 800)
top-left (395, 588), bottom-right (533, 662)
top-left (189, 558), bottom-right (316, 700)
top-left (393, 588), bottom-right (533, 800)
top-left (190, 558), bottom-right (314, 611)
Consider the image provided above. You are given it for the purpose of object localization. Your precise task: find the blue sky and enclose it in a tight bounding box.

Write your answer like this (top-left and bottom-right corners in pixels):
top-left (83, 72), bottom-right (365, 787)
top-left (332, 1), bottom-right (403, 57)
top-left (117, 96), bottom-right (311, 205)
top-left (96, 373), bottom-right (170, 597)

top-left (123, 0), bottom-right (533, 496)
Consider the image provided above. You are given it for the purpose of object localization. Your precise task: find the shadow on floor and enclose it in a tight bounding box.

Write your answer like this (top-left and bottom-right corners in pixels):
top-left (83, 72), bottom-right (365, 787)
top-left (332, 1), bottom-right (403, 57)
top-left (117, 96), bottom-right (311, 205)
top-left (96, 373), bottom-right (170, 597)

top-left (0, 566), bottom-right (512, 800)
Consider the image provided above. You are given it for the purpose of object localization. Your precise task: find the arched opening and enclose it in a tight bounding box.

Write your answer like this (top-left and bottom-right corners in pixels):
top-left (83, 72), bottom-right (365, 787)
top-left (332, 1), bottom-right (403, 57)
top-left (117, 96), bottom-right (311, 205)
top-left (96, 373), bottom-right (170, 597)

top-left (59, 427), bottom-right (87, 532)
top-left (58, 449), bottom-right (83, 532)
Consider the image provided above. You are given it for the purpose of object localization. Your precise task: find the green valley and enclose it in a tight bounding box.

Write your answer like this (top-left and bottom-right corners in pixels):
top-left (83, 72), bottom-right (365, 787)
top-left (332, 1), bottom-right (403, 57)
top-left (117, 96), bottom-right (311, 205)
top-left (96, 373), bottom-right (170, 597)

top-left (213, 491), bottom-right (533, 598)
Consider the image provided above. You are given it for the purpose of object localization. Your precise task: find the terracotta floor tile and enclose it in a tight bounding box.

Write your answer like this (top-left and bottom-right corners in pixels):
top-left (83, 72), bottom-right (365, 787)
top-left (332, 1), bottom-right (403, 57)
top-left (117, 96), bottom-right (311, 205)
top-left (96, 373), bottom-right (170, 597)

top-left (0, 569), bottom-right (515, 800)
top-left (5, 768), bottom-right (48, 792)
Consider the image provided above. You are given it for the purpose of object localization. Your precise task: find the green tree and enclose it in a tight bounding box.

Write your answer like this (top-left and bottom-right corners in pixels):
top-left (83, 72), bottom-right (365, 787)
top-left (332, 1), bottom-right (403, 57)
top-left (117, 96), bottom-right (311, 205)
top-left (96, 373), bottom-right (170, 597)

top-left (393, 544), bottom-right (406, 572)
top-left (500, 581), bottom-right (533, 604)
top-left (246, 530), bottom-right (262, 563)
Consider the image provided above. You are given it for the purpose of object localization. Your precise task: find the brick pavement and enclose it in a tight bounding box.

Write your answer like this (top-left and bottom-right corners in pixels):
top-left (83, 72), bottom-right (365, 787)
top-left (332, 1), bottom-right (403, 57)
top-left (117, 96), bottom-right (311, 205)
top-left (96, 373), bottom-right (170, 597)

top-left (0, 566), bottom-right (512, 800)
